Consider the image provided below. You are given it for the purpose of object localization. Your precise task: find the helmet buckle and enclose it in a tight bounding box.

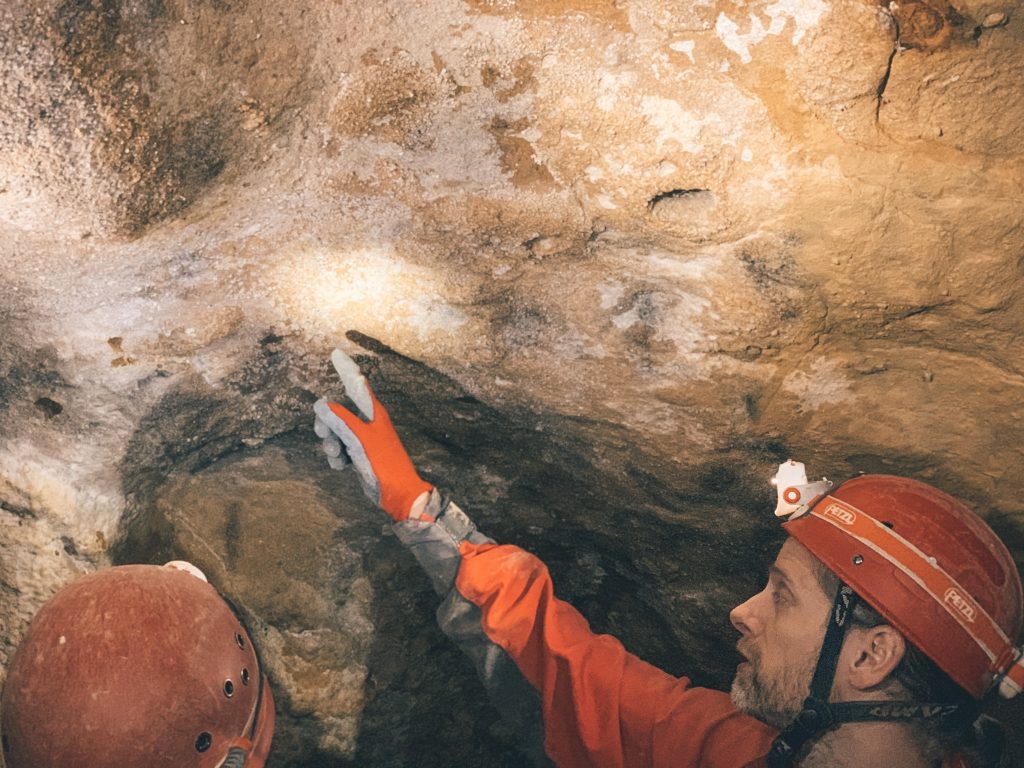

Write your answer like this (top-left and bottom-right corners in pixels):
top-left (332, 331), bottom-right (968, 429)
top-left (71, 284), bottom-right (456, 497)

top-left (996, 647), bottom-right (1024, 699)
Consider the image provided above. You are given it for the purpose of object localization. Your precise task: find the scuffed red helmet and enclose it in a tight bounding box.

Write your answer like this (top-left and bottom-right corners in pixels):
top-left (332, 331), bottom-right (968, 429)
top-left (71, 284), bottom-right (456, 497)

top-left (1, 563), bottom-right (274, 767)
top-left (784, 474), bottom-right (1024, 700)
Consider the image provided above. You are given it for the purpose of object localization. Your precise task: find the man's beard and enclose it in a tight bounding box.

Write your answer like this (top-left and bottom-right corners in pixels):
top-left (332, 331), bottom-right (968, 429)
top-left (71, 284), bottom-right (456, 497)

top-left (729, 644), bottom-right (817, 730)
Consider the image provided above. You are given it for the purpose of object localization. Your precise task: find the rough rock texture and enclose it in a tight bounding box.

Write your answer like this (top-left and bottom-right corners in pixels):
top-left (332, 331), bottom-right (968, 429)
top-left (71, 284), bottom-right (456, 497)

top-left (1, 0), bottom-right (1023, 764)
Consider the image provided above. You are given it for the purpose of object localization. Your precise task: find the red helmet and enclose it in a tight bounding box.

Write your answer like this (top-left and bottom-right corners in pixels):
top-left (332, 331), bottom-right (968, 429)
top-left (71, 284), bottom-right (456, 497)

top-left (777, 467), bottom-right (1024, 701)
top-left (1, 562), bottom-right (274, 767)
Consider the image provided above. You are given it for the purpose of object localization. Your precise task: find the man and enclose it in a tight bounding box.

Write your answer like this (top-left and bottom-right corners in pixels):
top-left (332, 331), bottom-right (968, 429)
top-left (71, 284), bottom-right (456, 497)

top-left (314, 348), bottom-right (1024, 767)
top-left (0, 561), bottom-right (274, 768)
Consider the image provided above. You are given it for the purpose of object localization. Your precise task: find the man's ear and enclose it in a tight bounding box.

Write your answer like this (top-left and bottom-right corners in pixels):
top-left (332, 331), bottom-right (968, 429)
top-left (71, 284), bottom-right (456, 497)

top-left (845, 625), bottom-right (907, 691)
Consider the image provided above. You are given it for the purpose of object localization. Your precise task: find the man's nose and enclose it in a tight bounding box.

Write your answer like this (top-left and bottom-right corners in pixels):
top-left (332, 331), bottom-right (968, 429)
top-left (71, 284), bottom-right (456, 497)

top-left (729, 592), bottom-right (763, 636)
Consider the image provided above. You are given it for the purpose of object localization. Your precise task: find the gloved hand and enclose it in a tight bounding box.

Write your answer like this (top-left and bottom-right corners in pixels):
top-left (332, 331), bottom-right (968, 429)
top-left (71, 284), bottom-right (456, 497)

top-left (313, 349), bottom-right (433, 522)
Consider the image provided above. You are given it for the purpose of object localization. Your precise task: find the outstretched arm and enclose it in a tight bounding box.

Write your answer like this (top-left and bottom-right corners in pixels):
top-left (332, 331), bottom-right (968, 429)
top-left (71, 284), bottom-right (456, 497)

top-left (313, 349), bottom-right (774, 768)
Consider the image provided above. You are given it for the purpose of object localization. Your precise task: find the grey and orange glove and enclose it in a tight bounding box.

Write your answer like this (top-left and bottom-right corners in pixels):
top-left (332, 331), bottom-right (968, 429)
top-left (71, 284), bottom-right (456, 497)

top-left (314, 348), bottom-right (491, 598)
top-left (313, 350), bottom-right (433, 522)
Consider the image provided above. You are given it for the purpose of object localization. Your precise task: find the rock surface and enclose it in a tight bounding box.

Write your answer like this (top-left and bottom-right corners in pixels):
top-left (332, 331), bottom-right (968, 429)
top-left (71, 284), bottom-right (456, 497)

top-left (1, 0), bottom-right (1023, 764)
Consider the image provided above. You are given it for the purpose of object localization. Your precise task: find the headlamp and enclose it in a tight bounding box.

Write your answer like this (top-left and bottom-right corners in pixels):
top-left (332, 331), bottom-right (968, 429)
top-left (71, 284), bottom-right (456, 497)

top-left (771, 459), bottom-right (833, 518)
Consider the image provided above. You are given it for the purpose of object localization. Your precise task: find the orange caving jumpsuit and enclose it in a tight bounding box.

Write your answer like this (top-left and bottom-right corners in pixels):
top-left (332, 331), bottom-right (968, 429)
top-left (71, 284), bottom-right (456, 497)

top-left (393, 495), bottom-right (777, 768)
top-left (395, 496), bottom-right (980, 768)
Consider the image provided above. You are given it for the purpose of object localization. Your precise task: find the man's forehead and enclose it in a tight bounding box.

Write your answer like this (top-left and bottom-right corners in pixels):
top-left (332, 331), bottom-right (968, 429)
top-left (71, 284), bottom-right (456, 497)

top-left (772, 538), bottom-right (825, 587)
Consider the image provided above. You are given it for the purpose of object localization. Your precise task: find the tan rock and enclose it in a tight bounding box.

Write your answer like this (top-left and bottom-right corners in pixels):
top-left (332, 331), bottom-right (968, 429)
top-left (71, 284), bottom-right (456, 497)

top-left (2, 0), bottom-right (1023, 763)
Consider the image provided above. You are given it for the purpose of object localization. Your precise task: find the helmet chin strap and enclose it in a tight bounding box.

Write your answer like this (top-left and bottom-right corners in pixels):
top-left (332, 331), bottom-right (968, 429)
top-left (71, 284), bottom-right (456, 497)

top-left (766, 584), bottom-right (970, 767)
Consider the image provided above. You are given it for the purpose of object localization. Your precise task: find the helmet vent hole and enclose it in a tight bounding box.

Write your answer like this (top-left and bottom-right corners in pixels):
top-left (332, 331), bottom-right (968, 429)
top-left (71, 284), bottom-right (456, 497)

top-left (195, 732), bottom-right (213, 752)
top-left (235, 632), bottom-right (246, 649)
top-left (241, 667), bottom-right (251, 685)
top-left (852, 555), bottom-right (865, 565)
top-left (224, 679), bottom-right (235, 697)
top-left (882, 521), bottom-right (894, 529)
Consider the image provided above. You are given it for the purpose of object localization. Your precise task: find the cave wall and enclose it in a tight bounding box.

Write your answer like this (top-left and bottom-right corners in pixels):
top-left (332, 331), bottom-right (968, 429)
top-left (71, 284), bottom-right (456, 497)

top-left (1, 0), bottom-right (1023, 765)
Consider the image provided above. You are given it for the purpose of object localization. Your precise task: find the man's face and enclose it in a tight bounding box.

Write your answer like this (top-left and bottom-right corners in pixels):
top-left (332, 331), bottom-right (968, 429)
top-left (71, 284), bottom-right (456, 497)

top-left (729, 538), bottom-right (832, 729)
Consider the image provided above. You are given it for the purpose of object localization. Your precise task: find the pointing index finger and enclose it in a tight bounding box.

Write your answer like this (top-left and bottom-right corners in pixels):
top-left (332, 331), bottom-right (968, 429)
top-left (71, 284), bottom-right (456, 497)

top-left (331, 349), bottom-right (375, 422)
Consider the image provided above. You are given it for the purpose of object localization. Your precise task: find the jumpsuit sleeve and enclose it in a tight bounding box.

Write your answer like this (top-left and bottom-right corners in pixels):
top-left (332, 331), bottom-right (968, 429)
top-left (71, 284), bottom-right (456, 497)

top-left (393, 491), bottom-right (775, 768)
top-left (454, 541), bottom-right (777, 768)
